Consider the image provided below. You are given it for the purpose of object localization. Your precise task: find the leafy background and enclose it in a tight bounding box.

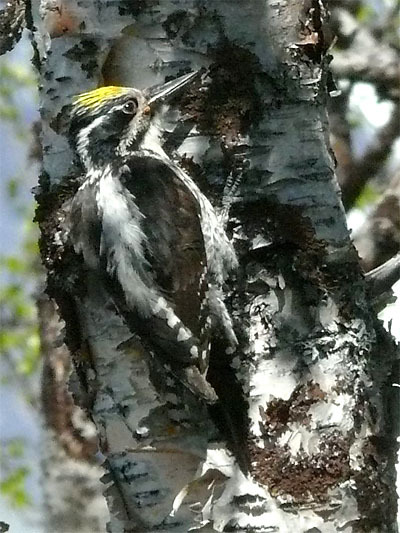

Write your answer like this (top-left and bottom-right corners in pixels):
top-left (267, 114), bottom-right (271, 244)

top-left (0, 35), bottom-right (43, 532)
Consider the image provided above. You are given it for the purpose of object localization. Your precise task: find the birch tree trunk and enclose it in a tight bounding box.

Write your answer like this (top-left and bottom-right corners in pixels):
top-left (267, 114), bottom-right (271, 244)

top-left (39, 294), bottom-right (109, 532)
top-left (28, 0), bottom-right (398, 532)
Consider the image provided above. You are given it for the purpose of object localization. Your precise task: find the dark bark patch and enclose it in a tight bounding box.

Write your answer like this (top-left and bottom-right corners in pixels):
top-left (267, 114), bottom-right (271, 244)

top-left (235, 200), bottom-right (327, 283)
top-left (35, 174), bottom-right (100, 421)
top-left (29, 121), bottom-right (43, 161)
top-left (63, 40), bottom-right (100, 79)
top-left (50, 103), bottom-right (73, 135)
top-left (179, 41), bottom-right (263, 140)
top-left (208, 338), bottom-right (250, 472)
top-left (163, 8), bottom-right (223, 49)
top-left (35, 172), bottom-right (80, 280)
top-left (260, 383), bottom-right (326, 436)
top-left (162, 10), bottom-right (188, 40)
top-left (297, 0), bottom-right (333, 63)
top-left (261, 398), bottom-right (290, 430)
top-left (34, 172), bottom-right (85, 352)
top-left (118, 0), bottom-right (152, 17)
top-left (235, 199), bottom-right (365, 308)
top-left (234, 200), bottom-right (317, 254)
top-left (352, 437), bottom-right (398, 532)
top-left (229, 494), bottom-right (267, 519)
top-left (249, 433), bottom-right (350, 501)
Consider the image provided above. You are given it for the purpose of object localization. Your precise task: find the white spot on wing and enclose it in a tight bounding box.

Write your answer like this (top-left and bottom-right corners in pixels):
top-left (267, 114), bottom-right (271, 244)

top-left (153, 297), bottom-right (166, 314)
top-left (177, 327), bottom-right (191, 342)
top-left (166, 310), bottom-right (180, 328)
top-left (190, 346), bottom-right (198, 357)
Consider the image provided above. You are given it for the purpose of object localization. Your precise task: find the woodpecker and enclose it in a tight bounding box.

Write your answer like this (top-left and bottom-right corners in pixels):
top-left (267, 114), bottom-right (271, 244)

top-left (67, 71), bottom-right (237, 403)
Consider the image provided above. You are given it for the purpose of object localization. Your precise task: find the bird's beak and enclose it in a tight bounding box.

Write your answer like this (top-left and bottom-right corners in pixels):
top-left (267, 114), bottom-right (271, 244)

top-left (145, 70), bottom-right (202, 108)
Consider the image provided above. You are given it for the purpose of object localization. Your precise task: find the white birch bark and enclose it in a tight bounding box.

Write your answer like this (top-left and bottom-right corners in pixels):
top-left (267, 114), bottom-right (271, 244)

top-left (28, 1), bottom-right (398, 532)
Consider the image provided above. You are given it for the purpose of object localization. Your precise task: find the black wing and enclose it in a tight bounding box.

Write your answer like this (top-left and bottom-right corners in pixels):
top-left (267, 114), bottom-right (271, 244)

top-left (115, 154), bottom-right (215, 401)
top-left (120, 154), bottom-right (209, 341)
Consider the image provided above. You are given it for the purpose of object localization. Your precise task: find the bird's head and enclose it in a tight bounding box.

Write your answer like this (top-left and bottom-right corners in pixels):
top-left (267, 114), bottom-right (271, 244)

top-left (69, 70), bottom-right (201, 169)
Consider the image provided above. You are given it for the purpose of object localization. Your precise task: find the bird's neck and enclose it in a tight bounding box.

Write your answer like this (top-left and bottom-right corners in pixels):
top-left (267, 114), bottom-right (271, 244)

top-left (77, 127), bottom-right (120, 172)
top-left (138, 122), bottom-right (168, 159)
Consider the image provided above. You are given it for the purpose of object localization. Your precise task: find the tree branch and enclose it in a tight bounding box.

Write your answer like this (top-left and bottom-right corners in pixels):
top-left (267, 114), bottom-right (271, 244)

top-left (366, 252), bottom-right (400, 300)
top-left (341, 105), bottom-right (400, 210)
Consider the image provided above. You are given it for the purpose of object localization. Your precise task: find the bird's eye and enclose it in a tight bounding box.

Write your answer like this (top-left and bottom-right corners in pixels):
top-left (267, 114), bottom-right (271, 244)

top-left (122, 99), bottom-right (138, 115)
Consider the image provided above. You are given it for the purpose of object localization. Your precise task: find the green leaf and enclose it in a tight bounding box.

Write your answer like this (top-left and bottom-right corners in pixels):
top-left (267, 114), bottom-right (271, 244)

top-left (6, 179), bottom-right (19, 199)
top-left (1, 256), bottom-right (26, 274)
top-left (0, 284), bottom-right (21, 300)
top-left (0, 467), bottom-right (30, 508)
top-left (355, 184), bottom-right (381, 209)
top-left (0, 330), bottom-right (22, 352)
top-left (17, 332), bottom-right (40, 376)
top-left (7, 440), bottom-right (25, 459)
top-left (356, 5), bottom-right (374, 23)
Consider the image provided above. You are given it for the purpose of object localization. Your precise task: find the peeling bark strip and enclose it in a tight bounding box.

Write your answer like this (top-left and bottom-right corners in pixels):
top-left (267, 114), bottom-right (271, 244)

top-left (28, 0), bottom-right (398, 532)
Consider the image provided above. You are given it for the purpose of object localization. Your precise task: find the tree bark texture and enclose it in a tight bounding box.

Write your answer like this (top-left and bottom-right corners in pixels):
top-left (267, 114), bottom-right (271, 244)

top-left (38, 294), bottom-right (109, 532)
top-left (28, 1), bottom-right (398, 532)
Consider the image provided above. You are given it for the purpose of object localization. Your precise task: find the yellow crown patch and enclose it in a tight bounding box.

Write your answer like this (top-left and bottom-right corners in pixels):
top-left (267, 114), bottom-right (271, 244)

top-left (73, 86), bottom-right (130, 110)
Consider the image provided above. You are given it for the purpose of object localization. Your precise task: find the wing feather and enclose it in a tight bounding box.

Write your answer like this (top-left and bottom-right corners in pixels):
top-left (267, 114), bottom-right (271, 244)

top-left (120, 155), bottom-right (208, 339)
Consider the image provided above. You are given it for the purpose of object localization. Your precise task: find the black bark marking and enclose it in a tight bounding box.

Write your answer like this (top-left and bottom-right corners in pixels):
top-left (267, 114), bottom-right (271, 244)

top-left (180, 41), bottom-right (263, 140)
top-left (63, 40), bottom-right (100, 79)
